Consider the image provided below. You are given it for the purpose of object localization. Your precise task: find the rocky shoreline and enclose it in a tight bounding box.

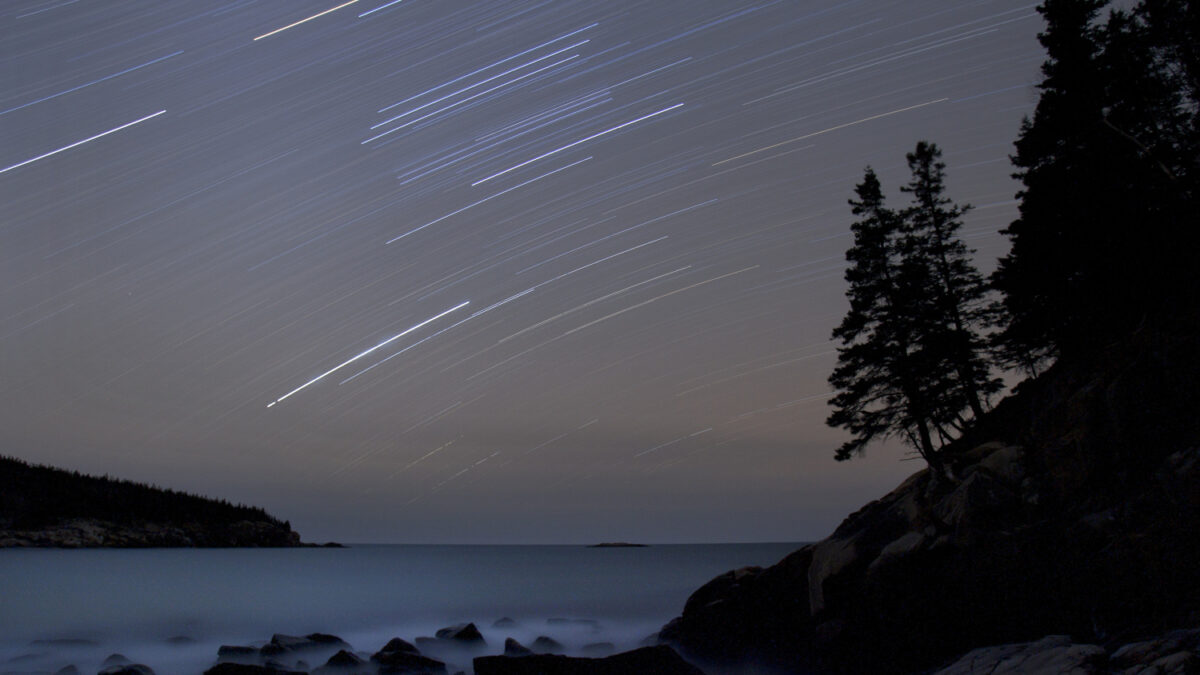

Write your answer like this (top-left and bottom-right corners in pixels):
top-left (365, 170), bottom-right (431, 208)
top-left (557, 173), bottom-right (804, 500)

top-left (0, 517), bottom-right (301, 548)
top-left (657, 329), bottom-right (1200, 673)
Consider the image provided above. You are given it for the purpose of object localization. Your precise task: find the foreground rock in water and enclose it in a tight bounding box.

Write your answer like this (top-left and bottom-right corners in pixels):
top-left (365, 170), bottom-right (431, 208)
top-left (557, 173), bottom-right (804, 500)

top-left (660, 331), bottom-right (1200, 674)
top-left (474, 645), bottom-right (703, 675)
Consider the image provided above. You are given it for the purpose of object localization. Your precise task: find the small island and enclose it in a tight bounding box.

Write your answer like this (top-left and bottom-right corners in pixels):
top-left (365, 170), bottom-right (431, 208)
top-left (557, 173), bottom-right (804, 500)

top-left (0, 455), bottom-right (303, 548)
top-left (587, 542), bottom-right (648, 548)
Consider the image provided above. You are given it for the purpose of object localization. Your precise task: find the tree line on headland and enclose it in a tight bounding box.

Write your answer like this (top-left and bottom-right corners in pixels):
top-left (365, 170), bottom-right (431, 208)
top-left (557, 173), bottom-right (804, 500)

top-left (0, 454), bottom-right (300, 546)
top-left (827, 0), bottom-right (1199, 475)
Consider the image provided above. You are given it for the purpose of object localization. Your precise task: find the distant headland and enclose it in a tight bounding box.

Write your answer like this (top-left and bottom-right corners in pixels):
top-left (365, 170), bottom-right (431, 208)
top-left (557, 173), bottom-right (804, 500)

top-left (0, 455), bottom-right (303, 548)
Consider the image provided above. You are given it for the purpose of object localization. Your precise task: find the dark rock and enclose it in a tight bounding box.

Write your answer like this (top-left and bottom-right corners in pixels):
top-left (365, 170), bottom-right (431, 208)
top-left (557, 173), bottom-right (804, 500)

top-left (55, 666), bottom-right (81, 675)
top-left (492, 618), bottom-right (518, 628)
top-left (932, 635), bottom-right (1106, 674)
top-left (203, 665), bottom-right (305, 675)
top-left (98, 665), bottom-right (155, 675)
top-left (473, 645), bottom-right (704, 675)
top-left (217, 645), bottom-right (259, 663)
top-left (324, 650), bottom-right (366, 667)
top-left (306, 634), bottom-right (349, 647)
top-left (503, 638), bottom-right (532, 657)
top-left (267, 633), bottom-right (350, 654)
top-left (312, 650), bottom-right (370, 674)
top-left (434, 623), bottom-right (484, 646)
top-left (370, 649), bottom-right (447, 674)
top-left (165, 635), bottom-right (195, 645)
top-left (530, 636), bottom-right (564, 654)
top-left (581, 642), bottom-right (615, 656)
top-left (586, 542), bottom-right (646, 547)
top-left (377, 638), bottom-right (419, 655)
top-left (102, 653), bottom-right (131, 666)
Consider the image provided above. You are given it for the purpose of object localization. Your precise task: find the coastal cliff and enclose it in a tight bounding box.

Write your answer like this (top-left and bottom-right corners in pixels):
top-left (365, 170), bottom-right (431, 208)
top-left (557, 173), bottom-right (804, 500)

top-left (660, 326), bottom-right (1200, 673)
top-left (0, 456), bottom-right (301, 547)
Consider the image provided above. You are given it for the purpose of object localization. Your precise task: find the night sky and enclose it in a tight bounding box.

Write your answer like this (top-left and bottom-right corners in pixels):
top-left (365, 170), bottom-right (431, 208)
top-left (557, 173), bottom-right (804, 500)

top-left (2, 0), bottom-right (1043, 544)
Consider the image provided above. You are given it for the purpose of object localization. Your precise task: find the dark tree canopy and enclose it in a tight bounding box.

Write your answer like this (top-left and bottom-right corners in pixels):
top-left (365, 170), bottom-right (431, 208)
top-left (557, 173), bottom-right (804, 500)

top-left (992, 0), bottom-right (1200, 369)
top-left (828, 147), bottom-right (994, 472)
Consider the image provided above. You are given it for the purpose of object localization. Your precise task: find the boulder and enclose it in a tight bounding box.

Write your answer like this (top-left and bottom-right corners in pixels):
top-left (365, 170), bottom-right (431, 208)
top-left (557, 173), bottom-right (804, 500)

top-left (492, 618), bottom-right (518, 628)
top-left (530, 636), bottom-right (564, 654)
top-left (503, 638), bottom-right (532, 656)
top-left (434, 623), bottom-right (485, 646)
top-left (102, 654), bottom-right (131, 666)
top-left (312, 649), bottom-right (370, 674)
top-left (55, 666), bottom-right (82, 675)
top-left (473, 645), bottom-right (703, 675)
top-left (377, 638), bottom-right (419, 655)
top-left (370, 649), bottom-right (447, 674)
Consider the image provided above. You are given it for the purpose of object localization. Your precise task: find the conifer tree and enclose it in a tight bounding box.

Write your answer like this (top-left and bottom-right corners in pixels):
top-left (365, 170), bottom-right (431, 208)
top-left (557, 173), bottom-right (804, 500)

top-left (900, 142), bottom-right (1000, 421)
top-left (828, 169), bottom-right (955, 472)
top-left (992, 0), bottom-right (1200, 368)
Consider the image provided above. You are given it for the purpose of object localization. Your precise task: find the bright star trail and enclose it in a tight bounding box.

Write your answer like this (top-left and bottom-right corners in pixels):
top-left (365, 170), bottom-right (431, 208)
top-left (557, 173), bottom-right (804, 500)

top-left (2, 0), bottom-right (1045, 544)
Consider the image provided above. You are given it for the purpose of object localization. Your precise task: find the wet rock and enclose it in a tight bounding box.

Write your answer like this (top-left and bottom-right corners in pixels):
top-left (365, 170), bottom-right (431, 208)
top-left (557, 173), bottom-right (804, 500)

top-left (530, 636), bottom-right (564, 654)
top-left (101, 654), bottom-right (130, 666)
top-left (306, 634), bottom-right (350, 647)
top-left (55, 666), bottom-right (82, 675)
top-left (369, 649), bottom-right (447, 674)
top-left (473, 645), bottom-right (704, 675)
top-left (377, 637), bottom-right (419, 655)
top-left (503, 638), bottom-right (532, 657)
top-left (165, 635), bottom-right (195, 645)
top-left (492, 618), bottom-right (518, 628)
top-left (312, 650), bottom-right (370, 674)
top-left (434, 623), bottom-right (485, 646)
top-left (217, 645), bottom-right (259, 664)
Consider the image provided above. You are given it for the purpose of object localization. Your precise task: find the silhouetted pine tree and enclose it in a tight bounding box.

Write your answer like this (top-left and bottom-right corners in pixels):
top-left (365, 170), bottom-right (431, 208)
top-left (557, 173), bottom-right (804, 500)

top-left (992, 0), bottom-right (1200, 369)
top-left (828, 169), bottom-right (959, 472)
top-left (900, 142), bottom-right (1000, 422)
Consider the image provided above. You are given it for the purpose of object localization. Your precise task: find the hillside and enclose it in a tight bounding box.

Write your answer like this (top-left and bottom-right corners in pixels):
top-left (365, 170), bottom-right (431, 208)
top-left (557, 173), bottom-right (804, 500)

top-left (659, 323), bottom-right (1200, 673)
top-left (0, 456), bottom-right (301, 547)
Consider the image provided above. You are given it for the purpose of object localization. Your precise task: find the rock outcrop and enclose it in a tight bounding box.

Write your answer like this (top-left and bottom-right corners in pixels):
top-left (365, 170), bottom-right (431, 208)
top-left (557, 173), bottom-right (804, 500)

top-left (932, 628), bottom-right (1200, 674)
top-left (661, 329), bottom-right (1200, 674)
top-left (473, 645), bottom-right (703, 675)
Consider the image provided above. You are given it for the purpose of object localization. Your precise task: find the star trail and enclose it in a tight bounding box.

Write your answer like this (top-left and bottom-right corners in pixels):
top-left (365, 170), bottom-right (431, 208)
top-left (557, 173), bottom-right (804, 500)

top-left (1, 0), bottom-right (1043, 544)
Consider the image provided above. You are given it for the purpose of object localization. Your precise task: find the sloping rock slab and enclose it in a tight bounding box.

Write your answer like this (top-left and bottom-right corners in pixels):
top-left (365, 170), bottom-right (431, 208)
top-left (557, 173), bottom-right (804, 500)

top-left (474, 645), bottom-right (703, 675)
top-left (932, 635), bottom-right (1105, 674)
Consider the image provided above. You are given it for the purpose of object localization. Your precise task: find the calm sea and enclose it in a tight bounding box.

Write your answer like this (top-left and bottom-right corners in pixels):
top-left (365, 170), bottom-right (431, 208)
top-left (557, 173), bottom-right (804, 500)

top-left (0, 542), bottom-right (799, 674)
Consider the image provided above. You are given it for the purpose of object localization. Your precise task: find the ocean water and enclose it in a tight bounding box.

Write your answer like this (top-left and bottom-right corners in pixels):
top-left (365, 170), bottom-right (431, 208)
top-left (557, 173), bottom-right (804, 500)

top-left (0, 543), bottom-right (799, 674)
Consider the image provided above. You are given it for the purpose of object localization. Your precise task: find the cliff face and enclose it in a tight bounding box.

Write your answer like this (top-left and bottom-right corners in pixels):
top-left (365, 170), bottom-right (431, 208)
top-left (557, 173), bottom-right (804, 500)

top-left (0, 456), bottom-right (302, 548)
top-left (660, 328), bottom-right (1200, 674)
